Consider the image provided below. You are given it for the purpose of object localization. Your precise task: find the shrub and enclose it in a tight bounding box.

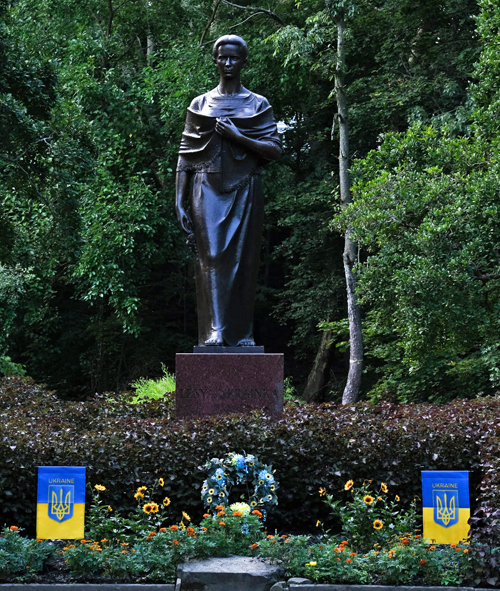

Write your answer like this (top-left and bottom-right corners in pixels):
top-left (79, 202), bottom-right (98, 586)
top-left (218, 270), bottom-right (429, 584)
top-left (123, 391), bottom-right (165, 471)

top-left (0, 375), bottom-right (498, 546)
top-left (129, 364), bottom-right (175, 404)
top-left (0, 526), bottom-right (55, 582)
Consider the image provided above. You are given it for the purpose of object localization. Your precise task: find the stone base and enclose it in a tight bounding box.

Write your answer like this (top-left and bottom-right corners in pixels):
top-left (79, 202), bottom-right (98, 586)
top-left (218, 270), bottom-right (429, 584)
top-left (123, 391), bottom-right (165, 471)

top-left (175, 353), bottom-right (283, 419)
top-left (177, 556), bottom-right (284, 591)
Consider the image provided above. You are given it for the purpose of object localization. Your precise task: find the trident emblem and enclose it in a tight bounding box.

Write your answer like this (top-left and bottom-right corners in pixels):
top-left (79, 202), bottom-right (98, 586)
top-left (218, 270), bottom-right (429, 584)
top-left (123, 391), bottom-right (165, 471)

top-left (48, 485), bottom-right (74, 522)
top-left (433, 489), bottom-right (458, 528)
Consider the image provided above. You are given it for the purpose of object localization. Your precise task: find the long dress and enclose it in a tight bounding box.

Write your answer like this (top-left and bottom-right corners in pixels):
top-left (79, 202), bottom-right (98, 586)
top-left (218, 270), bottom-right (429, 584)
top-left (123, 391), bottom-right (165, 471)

top-left (177, 87), bottom-right (282, 346)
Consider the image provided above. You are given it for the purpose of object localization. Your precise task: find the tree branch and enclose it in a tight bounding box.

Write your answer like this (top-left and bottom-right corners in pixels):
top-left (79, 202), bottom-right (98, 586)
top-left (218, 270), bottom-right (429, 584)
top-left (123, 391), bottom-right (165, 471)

top-left (199, 0), bottom-right (222, 47)
top-left (220, 0), bottom-right (285, 26)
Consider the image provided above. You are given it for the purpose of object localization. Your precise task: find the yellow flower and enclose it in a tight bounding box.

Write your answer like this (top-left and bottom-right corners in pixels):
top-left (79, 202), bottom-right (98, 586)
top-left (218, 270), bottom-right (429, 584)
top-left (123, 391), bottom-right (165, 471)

top-left (150, 502), bottom-right (159, 513)
top-left (344, 480), bottom-right (354, 491)
top-left (182, 511), bottom-right (191, 522)
top-left (250, 500), bottom-right (257, 507)
top-left (319, 487), bottom-right (326, 496)
top-left (258, 479), bottom-right (264, 485)
top-left (137, 486), bottom-right (147, 492)
top-left (307, 561), bottom-right (317, 566)
top-left (373, 520), bottom-right (383, 530)
top-left (363, 495), bottom-right (374, 505)
top-left (270, 485), bottom-right (276, 491)
top-left (158, 478), bottom-right (164, 487)
top-left (219, 491), bottom-right (226, 498)
top-left (395, 495), bottom-right (400, 502)
top-left (134, 492), bottom-right (144, 500)
top-left (94, 484), bottom-right (106, 492)
top-left (206, 497), bottom-right (213, 503)
top-left (208, 489), bottom-right (215, 495)
top-left (316, 520), bottom-right (320, 527)
top-left (381, 483), bottom-right (388, 493)
top-left (377, 496), bottom-right (383, 501)
top-left (108, 506), bottom-right (113, 512)
top-left (163, 496), bottom-right (171, 507)
top-left (143, 502), bottom-right (158, 514)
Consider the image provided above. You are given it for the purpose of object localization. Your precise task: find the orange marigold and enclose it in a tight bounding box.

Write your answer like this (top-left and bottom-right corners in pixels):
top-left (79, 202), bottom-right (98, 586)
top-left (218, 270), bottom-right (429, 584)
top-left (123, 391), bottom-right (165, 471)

top-left (219, 521), bottom-right (226, 526)
top-left (251, 543), bottom-right (259, 549)
top-left (346, 558), bottom-right (352, 563)
top-left (170, 525), bottom-right (179, 531)
top-left (203, 513), bottom-right (210, 518)
top-left (420, 560), bottom-right (426, 565)
top-left (172, 539), bottom-right (179, 545)
top-left (202, 527), bottom-right (207, 531)
top-left (9, 526), bottom-right (18, 531)
top-left (159, 528), bottom-right (167, 533)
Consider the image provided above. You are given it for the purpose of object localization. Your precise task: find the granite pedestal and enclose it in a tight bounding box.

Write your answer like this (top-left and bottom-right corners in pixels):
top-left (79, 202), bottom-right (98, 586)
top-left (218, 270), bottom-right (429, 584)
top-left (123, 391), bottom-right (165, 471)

top-left (175, 352), bottom-right (283, 419)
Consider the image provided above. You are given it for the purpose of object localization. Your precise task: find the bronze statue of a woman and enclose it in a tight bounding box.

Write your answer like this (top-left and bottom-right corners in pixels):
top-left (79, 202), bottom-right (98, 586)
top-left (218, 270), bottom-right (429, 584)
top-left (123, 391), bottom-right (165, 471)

top-left (175, 35), bottom-right (282, 347)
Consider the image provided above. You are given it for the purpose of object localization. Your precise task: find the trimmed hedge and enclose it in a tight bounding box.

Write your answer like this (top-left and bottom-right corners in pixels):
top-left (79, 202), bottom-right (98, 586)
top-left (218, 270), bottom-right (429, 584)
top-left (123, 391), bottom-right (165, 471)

top-left (0, 376), bottom-right (499, 551)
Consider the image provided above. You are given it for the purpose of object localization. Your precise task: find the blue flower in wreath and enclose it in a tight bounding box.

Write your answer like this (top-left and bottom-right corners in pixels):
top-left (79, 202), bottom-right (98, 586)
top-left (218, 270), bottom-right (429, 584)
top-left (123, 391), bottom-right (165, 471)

top-left (258, 470), bottom-right (274, 484)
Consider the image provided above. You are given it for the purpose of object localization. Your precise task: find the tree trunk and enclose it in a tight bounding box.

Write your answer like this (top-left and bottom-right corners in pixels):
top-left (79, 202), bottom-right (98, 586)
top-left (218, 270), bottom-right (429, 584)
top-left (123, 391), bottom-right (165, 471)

top-left (302, 328), bottom-right (333, 402)
top-left (335, 14), bottom-right (363, 404)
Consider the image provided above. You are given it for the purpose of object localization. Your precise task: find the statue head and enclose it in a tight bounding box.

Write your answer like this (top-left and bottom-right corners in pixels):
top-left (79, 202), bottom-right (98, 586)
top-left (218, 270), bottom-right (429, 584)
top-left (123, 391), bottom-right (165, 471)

top-left (212, 35), bottom-right (248, 64)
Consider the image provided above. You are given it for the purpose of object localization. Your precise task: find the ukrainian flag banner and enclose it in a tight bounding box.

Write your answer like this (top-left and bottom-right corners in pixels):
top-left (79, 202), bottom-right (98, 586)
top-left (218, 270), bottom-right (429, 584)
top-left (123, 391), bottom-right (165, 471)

top-left (422, 470), bottom-right (470, 544)
top-left (37, 466), bottom-right (85, 539)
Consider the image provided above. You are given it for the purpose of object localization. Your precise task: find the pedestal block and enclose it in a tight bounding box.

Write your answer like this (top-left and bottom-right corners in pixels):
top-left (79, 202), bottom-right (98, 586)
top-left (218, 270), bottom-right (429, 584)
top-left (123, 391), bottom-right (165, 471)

top-left (175, 353), bottom-right (284, 419)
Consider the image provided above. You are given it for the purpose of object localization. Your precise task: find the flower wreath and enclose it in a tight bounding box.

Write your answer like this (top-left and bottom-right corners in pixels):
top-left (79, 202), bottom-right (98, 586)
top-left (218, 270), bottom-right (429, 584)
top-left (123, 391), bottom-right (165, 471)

top-left (201, 452), bottom-right (279, 518)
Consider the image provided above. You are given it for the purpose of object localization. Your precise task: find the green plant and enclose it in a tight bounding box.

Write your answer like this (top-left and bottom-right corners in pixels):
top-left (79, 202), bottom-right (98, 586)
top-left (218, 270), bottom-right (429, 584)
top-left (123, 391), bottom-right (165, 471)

top-left (129, 364), bottom-right (175, 404)
top-left (0, 356), bottom-right (26, 377)
top-left (0, 525), bottom-right (55, 582)
top-left (323, 480), bottom-right (418, 552)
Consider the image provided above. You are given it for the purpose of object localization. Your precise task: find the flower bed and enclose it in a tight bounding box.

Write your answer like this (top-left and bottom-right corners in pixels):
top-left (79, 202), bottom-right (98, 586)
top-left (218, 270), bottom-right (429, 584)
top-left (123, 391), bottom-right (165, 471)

top-left (0, 479), bottom-right (491, 587)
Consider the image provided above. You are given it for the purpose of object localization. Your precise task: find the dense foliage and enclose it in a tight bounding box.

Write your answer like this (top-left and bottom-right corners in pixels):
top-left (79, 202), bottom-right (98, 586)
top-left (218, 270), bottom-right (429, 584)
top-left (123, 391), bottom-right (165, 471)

top-left (1, 376), bottom-right (499, 561)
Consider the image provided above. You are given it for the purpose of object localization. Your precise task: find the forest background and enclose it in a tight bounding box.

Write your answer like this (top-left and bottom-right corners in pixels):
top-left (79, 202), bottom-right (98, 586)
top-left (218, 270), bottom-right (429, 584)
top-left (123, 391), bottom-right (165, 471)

top-left (1, 0), bottom-right (499, 403)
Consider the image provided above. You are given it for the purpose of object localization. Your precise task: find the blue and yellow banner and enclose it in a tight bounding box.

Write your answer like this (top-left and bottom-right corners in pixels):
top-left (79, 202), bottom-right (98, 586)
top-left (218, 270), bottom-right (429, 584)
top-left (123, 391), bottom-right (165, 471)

top-left (421, 470), bottom-right (470, 544)
top-left (37, 466), bottom-right (85, 539)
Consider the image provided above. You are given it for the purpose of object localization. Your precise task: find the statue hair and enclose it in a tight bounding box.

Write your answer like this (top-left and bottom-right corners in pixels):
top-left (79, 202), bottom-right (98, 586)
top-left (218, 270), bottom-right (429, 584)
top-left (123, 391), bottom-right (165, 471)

top-left (212, 35), bottom-right (248, 62)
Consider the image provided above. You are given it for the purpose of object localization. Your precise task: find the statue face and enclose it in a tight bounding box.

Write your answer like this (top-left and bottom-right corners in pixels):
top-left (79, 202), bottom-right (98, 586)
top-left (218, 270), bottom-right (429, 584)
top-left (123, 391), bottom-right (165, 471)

top-left (215, 43), bottom-right (245, 79)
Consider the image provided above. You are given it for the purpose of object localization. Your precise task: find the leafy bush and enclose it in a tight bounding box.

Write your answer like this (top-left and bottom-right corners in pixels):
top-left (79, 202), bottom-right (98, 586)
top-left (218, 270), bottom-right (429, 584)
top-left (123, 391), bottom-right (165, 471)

top-left (0, 526), bottom-right (55, 582)
top-left (0, 374), bottom-right (498, 549)
top-left (323, 480), bottom-right (418, 553)
top-left (129, 364), bottom-right (175, 404)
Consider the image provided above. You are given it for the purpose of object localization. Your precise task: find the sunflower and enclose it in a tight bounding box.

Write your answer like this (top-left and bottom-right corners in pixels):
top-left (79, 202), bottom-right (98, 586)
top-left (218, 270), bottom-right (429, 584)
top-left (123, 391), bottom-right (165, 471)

top-left (373, 520), bottom-right (383, 530)
top-left (163, 496), bottom-right (171, 507)
top-left (108, 506), bottom-right (113, 512)
top-left (395, 495), bottom-right (400, 501)
top-left (182, 511), bottom-right (191, 522)
top-left (381, 483), bottom-right (388, 493)
top-left (363, 495), bottom-right (374, 505)
top-left (137, 486), bottom-right (147, 493)
top-left (319, 487), bottom-right (326, 496)
top-left (142, 503), bottom-right (154, 514)
top-left (344, 480), bottom-right (354, 491)
top-left (149, 502), bottom-right (159, 513)
top-left (134, 491), bottom-right (144, 500)
top-left (158, 478), bottom-right (164, 487)
top-left (208, 488), bottom-right (215, 495)
top-left (94, 484), bottom-right (106, 492)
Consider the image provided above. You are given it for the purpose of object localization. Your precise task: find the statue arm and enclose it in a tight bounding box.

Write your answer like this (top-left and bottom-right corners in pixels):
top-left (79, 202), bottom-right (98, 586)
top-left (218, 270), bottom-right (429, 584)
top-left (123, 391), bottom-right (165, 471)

top-left (175, 170), bottom-right (193, 235)
top-left (215, 118), bottom-right (281, 161)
